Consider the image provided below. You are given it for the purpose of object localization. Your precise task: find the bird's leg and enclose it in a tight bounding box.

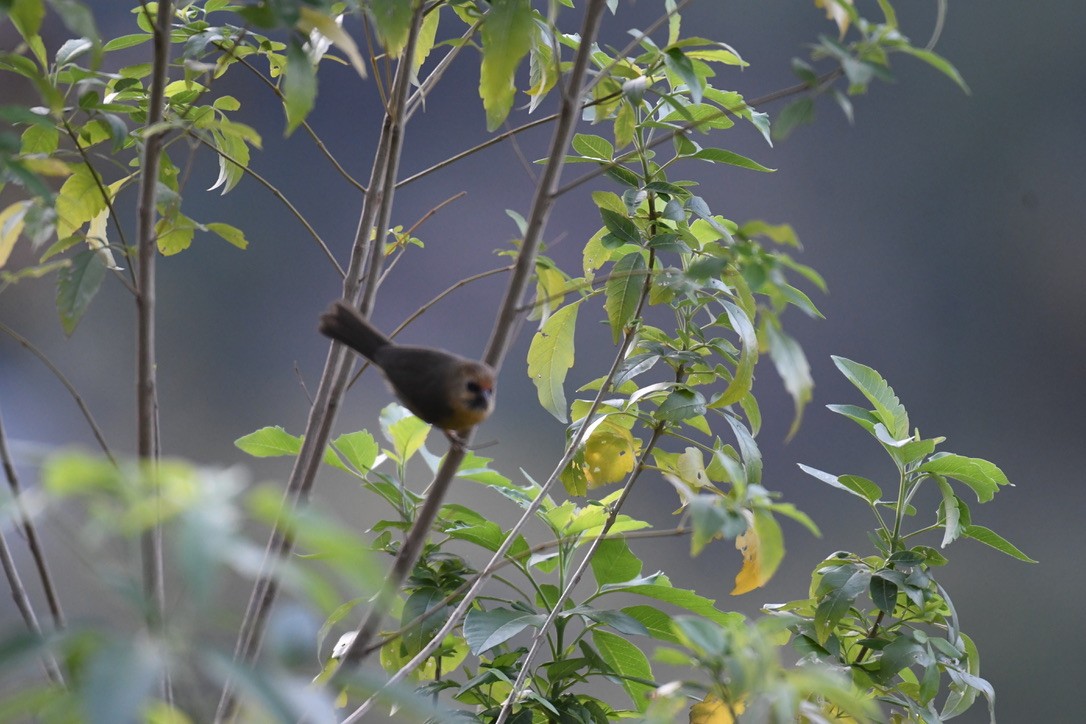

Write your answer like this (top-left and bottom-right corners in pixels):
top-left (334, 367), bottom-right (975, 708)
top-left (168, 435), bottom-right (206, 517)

top-left (443, 430), bottom-right (467, 452)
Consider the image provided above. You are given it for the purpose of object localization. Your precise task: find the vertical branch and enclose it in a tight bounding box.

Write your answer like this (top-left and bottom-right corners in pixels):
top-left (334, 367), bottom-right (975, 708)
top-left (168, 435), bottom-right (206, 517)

top-left (135, 0), bottom-right (173, 703)
top-left (0, 404), bottom-right (65, 630)
top-left (214, 4), bottom-right (426, 721)
top-left (340, 1), bottom-right (611, 719)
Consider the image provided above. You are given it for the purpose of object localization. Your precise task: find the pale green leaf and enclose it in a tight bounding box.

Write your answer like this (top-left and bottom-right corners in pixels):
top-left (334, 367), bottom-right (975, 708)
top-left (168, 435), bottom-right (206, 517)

top-left (962, 525), bottom-right (1036, 563)
top-left (765, 321), bottom-right (812, 439)
top-left (479, 0), bottom-right (533, 130)
top-left (236, 426), bottom-right (302, 457)
top-left (527, 301), bottom-right (580, 422)
top-left (832, 356), bottom-right (909, 438)
top-left (919, 453), bottom-right (1010, 503)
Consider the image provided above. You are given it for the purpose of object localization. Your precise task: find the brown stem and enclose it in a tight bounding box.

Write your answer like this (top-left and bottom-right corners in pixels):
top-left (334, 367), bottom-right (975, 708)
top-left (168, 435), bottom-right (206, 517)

top-left (0, 527), bottom-right (65, 686)
top-left (854, 609), bottom-right (886, 665)
top-left (0, 404), bottom-right (65, 631)
top-left (214, 4), bottom-right (428, 721)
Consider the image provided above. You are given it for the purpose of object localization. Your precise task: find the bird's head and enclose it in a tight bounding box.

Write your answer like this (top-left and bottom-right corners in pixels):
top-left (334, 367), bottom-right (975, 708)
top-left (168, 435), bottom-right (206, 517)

top-left (449, 361), bottom-right (496, 432)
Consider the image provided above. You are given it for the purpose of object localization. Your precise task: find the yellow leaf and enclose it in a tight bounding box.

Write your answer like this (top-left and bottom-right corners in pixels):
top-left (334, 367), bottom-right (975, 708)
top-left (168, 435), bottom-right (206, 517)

top-left (815, 0), bottom-right (854, 39)
top-left (0, 201), bottom-right (30, 269)
top-left (583, 423), bottom-right (638, 488)
top-left (690, 694), bottom-right (744, 724)
top-left (731, 509), bottom-right (784, 595)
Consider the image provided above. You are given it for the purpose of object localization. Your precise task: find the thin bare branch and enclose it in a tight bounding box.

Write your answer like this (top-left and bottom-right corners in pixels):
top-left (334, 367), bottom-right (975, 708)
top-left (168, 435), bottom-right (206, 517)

top-left (221, 46), bottom-right (367, 194)
top-left (215, 5), bottom-right (429, 720)
top-left (186, 131), bottom-right (346, 278)
top-left (0, 528), bottom-right (65, 686)
top-left (0, 404), bottom-right (65, 631)
top-left (0, 322), bottom-right (115, 464)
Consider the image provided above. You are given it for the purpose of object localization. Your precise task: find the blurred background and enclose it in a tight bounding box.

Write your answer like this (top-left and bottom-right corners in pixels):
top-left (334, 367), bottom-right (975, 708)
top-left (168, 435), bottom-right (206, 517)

top-left (1, 1), bottom-right (1083, 721)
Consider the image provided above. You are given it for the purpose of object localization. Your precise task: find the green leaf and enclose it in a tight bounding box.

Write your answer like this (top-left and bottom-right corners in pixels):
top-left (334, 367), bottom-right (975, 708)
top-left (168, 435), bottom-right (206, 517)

top-left (55, 248), bottom-right (104, 335)
top-left (826, 403), bottom-right (879, 435)
top-left (463, 607), bottom-right (546, 655)
top-left (832, 356), bottom-right (909, 438)
top-left (691, 147), bottom-right (774, 172)
top-left (919, 453), bottom-right (1010, 503)
top-left (899, 46), bottom-right (970, 94)
top-left (591, 630), bottom-right (654, 712)
top-left (663, 47), bottom-right (702, 104)
top-left (479, 0), bottom-right (533, 131)
top-left (236, 426), bottom-right (302, 457)
top-left (102, 33), bottom-right (152, 52)
top-left (527, 301), bottom-right (580, 422)
top-left (8, 0), bottom-right (46, 40)
top-left (604, 252), bottom-right (646, 343)
top-left (599, 208), bottom-right (641, 246)
top-left (283, 39), bottom-right (317, 135)
top-left (656, 387), bottom-right (706, 422)
top-left (772, 97), bottom-right (815, 142)
top-left (205, 222), bottom-right (248, 250)
top-left (869, 571), bottom-right (899, 613)
top-left (962, 525), bottom-right (1036, 563)
top-left (331, 430), bottom-right (378, 472)
top-left (601, 575), bottom-right (741, 627)
top-left (933, 475), bottom-right (963, 548)
top-left (55, 163), bottom-right (107, 240)
top-left (590, 537), bottom-right (643, 587)
top-left (47, 0), bottom-right (99, 43)
top-left (765, 320), bottom-right (812, 439)
top-left (714, 300), bottom-right (757, 407)
top-left (622, 605), bottom-right (680, 644)
top-left (798, 464), bottom-right (876, 503)
top-left (367, 0), bottom-right (415, 58)
top-left (814, 568), bottom-right (868, 643)
top-left (572, 133), bottom-right (614, 160)
top-left (381, 405), bottom-right (431, 462)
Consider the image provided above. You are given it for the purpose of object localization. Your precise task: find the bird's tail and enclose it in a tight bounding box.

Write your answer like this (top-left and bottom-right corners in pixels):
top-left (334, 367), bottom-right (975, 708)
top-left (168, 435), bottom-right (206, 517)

top-left (318, 301), bottom-right (391, 362)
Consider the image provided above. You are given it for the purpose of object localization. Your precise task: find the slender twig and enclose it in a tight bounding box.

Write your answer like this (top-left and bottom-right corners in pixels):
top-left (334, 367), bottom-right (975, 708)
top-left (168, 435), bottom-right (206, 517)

top-left (186, 130), bottom-right (345, 278)
top-left (339, 5), bottom-right (611, 716)
top-left (214, 5), bottom-right (428, 721)
top-left (0, 528), bottom-right (65, 686)
top-left (854, 609), bottom-right (886, 664)
top-left (60, 121), bottom-right (138, 292)
top-left (357, 526), bottom-right (690, 659)
top-left (0, 404), bottom-right (65, 630)
top-left (927, 0), bottom-right (947, 51)
top-left (404, 20), bottom-right (481, 121)
top-left (219, 46), bottom-right (367, 194)
top-left (376, 190), bottom-right (467, 288)
top-left (0, 322), bottom-right (115, 464)
top-left (135, 0), bottom-right (172, 705)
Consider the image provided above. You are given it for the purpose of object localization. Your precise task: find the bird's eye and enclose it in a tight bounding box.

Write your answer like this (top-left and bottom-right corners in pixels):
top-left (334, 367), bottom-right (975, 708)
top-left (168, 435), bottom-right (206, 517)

top-left (466, 381), bottom-right (482, 394)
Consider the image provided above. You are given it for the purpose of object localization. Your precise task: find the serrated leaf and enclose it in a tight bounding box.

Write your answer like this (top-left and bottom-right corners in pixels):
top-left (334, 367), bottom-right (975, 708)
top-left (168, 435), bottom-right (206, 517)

top-left (919, 453), bottom-right (1009, 503)
top-left (479, 0), bottom-right (533, 131)
top-left (572, 133), bottom-right (614, 160)
top-left (592, 629), bottom-right (654, 712)
top-left (56, 248), bottom-right (105, 335)
top-left (604, 252), bottom-right (645, 343)
top-left (832, 356), bottom-right (909, 438)
top-left (527, 301), bottom-right (579, 421)
top-left (331, 430), bottom-right (378, 473)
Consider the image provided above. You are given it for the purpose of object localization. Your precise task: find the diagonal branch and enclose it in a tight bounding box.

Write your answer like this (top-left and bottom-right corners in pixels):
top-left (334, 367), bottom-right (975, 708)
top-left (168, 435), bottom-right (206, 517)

top-left (0, 403), bottom-right (65, 632)
top-left (0, 526), bottom-right (65, 686)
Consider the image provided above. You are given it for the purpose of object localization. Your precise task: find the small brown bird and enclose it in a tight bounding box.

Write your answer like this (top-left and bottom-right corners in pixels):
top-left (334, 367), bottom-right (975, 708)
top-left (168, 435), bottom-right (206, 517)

top-left (318, 301), bottom-right (496, 446)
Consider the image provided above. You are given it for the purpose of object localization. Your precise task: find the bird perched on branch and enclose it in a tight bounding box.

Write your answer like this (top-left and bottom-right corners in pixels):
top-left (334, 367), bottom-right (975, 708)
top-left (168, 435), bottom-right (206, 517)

top-left (318, 300), bottom-right (496, 447)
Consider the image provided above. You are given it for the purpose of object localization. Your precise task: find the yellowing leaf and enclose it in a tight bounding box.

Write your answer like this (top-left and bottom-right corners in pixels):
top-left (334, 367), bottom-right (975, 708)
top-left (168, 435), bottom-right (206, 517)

top-left (583, 423), bottom-right (638, 488)
top-left (479, 0), bottom-right (534, 130)
top-left (56, 163), bottom-right (108, 240)
top-left (0, 201), bottom-right (30, 269)
top-left (527, 301), bottom-right (580, 422)
top-left (731, 509), bottom-right (784, 595)
top-left (689, 694), bottom-right (743, 724)
top-left (413, 3), bottom-right (440, 76)
top-left (815, 0), bottom-right (854, 39)
top-left (86, 206), bottom-right (121, 270)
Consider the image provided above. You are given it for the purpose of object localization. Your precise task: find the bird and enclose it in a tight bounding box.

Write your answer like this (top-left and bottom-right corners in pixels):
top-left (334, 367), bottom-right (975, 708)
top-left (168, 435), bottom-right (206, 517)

top-left (318, 300), bottom-right (496, 447)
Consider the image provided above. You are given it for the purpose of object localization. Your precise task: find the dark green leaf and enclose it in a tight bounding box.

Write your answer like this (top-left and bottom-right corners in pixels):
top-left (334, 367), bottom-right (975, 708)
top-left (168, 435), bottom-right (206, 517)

top-left (656, 387), bottom-right (706, 422)
top-left (283, 39), bottom-right (317, 135)
top-left (591, 630), bottom-right (653, 712)
top-left (55, 248), bottom-right (105, 335)
top-left (691, 147), bottom-right (774, 172)
top-left (604, 251), bottom-right (646, 343)
top-left (962, 525), bottom-right (1036, 563)
top-left (464, 608), bottom-right (546, 655)
top-left (590, 537), bottom-right (643, 587)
